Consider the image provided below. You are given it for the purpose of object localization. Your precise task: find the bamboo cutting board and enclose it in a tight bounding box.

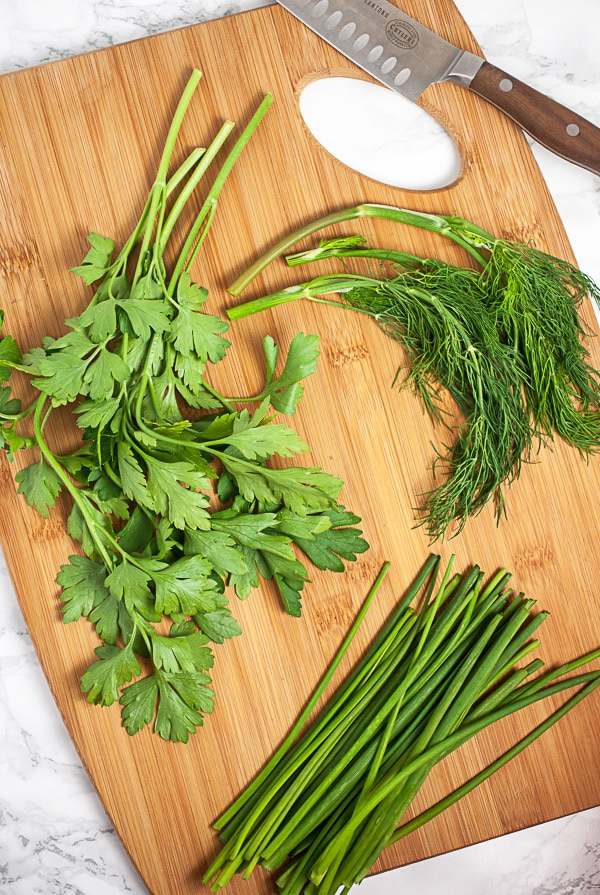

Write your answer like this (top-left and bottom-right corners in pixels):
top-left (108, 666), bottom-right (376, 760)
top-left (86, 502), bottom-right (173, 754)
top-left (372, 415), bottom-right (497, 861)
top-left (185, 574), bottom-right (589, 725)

top-left (1, 3), bottom-right (600, 892)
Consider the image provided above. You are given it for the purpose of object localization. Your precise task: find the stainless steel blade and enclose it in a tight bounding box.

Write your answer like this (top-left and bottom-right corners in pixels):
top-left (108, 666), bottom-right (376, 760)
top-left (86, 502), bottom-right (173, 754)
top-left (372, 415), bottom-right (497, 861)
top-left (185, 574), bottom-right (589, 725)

top-left (276, 0), bottom-right (484, 102)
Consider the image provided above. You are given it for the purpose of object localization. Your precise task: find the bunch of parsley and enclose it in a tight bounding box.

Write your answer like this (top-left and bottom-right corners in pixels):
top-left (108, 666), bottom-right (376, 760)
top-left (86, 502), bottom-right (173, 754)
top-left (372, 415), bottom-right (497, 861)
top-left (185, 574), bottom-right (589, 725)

top-left (0, 71), bottom-right (368, 742)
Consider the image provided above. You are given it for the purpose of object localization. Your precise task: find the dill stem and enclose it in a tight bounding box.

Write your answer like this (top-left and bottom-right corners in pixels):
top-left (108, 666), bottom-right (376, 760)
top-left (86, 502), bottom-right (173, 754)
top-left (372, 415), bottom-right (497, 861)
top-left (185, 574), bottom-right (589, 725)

top-left (227, 203), bottom-right (490, 299)
top-left (227, 276), bottom-right (386, 321)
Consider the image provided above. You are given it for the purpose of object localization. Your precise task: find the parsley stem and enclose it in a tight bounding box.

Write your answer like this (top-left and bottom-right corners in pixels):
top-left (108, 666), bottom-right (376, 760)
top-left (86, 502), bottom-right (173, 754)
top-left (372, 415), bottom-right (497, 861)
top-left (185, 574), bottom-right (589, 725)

top-left (198, 378), bottom-right (236, 412)
top-left (133, 69), bottom-right (203, 285)
top-left (0, 398), bottom-right (37, 422)
top-left (31, 395), bottom-right (115, 569)
top-left (132, 332), bottom-right (165, 423)
top-left (168, 93), bottom-right (273, 295)
top-left (160, 122), bottom-right (235, 259)
top-left (165, 146), bottom-right (207, 198)
top-left (202, 377), bottom-right (239, 413)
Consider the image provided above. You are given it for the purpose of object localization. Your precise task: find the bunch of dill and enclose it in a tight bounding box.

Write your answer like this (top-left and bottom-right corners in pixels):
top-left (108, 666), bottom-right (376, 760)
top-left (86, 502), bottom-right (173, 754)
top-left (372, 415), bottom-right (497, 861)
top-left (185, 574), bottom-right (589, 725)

top-left (227, 205), bottom-right (600, 539)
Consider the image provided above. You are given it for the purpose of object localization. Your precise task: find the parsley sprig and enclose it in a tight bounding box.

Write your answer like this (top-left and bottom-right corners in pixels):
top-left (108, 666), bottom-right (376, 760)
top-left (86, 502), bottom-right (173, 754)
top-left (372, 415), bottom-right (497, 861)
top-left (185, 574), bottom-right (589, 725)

top-left (0, 73), bottom-right (368, 742)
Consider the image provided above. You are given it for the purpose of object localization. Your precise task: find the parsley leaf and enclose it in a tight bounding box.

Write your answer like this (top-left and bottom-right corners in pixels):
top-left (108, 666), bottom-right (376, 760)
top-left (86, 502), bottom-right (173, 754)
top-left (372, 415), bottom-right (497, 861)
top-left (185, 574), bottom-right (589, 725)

top-left (184, 528), bottom-right (248, 578)
top-left (70, 232), bottom-right (115, 285)
top-left (83, 347), bottom-right (130, 400)
top-left (151, 628), bottom-right (214, 674)
top-left (15, 459), bottom-right (63, 518)
top-left (105, 559), bottom-right (151, 601)
top-left (58, 555), bottom-right (109, 623)
top-left (195, 607), bottom-right (242, 644)
top-left (0, 328), bottom-right (22, 381)
top-left (119, 675), bottom-right (158, 736)
top-left (273, 572), bottom-right (305, 617)
top-left (211, 405), bottom-right (309, 461)
top-left (220, 456), bottom-right (344, 515)
top-left (120, 668), bottom-right (215, 742)
top-left (144, 455), bottom-right (212, 530)
top-left (78, 298), bottom-right (118, 343)
top-left (289, 508), bottom-right (370, 572)
top-left (32, 352), bottom-right (88, 405)
top-left (260, 332), bottom-right (320, 414)
top-left (89, 592), bottom-right (123, 644)
top-left (81, 642), bottom-right (141, 707)
top-left (117, 297), bottom-right (171, 341)
top-left (153, 672), bottom-right (211, 742)
top-left (169, 270), bottom-right (230, 364)
top-left (149, 555), bottom-right (218, 616)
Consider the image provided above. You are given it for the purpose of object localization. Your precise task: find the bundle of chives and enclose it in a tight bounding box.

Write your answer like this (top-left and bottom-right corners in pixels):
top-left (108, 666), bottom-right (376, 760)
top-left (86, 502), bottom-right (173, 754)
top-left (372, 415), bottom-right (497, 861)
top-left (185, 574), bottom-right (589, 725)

top-left (204, 555), bottom-right (600, 894)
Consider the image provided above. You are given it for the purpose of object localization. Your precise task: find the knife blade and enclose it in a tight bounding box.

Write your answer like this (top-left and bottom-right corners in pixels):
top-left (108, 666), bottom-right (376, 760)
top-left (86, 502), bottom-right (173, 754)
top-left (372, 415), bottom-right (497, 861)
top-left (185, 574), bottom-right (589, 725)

top-left (275, 0), bottom-right (600, 176)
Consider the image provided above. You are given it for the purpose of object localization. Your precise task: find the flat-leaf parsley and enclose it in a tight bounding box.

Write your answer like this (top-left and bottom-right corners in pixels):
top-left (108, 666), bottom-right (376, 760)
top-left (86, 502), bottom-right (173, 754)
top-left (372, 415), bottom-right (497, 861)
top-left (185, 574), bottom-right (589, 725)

top-left (0, 72), bottom-right (368, 742)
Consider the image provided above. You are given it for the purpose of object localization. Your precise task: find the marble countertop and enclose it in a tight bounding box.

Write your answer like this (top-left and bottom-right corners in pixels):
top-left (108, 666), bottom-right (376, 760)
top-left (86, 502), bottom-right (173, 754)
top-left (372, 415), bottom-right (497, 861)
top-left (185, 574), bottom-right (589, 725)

top-left (1, 1), bottom-right (599, 893)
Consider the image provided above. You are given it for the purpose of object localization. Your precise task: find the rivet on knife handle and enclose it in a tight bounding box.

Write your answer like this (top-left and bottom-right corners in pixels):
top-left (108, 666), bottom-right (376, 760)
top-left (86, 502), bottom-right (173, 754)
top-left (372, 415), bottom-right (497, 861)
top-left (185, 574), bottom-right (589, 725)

top-left (275, 0), bottom-right (600, 177)
top-left (468, 61), bottom-right (600, 176)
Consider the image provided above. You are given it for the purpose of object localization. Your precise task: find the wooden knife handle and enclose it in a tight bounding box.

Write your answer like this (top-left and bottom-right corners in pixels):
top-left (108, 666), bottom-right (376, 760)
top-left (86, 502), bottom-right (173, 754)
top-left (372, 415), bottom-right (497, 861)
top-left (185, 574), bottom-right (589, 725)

top-left (467, 61), bottom-right (600, 176)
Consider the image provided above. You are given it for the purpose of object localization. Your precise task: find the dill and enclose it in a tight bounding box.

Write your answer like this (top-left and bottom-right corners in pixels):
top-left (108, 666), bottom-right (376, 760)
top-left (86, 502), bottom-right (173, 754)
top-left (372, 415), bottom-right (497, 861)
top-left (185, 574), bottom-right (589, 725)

top-left (227, 204), bottom-right (600, 539)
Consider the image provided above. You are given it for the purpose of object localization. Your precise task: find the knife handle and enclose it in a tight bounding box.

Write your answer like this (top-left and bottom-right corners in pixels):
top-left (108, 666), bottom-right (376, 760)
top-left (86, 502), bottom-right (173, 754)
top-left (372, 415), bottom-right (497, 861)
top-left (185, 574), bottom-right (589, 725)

top-left (467, 61), bottom-right (600, 176)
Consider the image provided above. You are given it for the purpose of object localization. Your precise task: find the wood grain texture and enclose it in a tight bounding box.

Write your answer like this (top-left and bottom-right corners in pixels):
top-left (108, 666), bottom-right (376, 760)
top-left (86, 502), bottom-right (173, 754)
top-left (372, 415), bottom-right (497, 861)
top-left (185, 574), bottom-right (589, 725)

top-left (1, 3), bottom-right (599, 893)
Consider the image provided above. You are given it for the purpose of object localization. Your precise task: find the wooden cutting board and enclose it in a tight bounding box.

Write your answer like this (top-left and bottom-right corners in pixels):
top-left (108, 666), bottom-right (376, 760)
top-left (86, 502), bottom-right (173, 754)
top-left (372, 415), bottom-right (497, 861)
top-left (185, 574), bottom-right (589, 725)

top-left (1, 3), bottom-right (600, 892)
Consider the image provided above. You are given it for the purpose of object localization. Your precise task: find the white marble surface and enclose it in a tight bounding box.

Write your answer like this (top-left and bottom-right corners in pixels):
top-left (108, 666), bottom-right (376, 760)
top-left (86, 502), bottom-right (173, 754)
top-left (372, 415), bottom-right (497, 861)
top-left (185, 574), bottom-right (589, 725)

top-left (1, 0), bottom-right (600, 893)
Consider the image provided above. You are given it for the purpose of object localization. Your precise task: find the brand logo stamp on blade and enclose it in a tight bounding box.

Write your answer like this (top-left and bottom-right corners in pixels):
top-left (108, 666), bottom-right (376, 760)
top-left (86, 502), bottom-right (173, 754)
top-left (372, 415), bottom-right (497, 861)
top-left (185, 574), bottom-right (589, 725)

top-left (386, 20), bottom-right (419, 49)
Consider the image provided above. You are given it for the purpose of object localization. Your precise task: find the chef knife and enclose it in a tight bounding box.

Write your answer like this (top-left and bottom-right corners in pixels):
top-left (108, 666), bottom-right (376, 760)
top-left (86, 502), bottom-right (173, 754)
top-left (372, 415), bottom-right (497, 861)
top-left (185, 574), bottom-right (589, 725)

top-left (275, 0), bottom-right (600, 176)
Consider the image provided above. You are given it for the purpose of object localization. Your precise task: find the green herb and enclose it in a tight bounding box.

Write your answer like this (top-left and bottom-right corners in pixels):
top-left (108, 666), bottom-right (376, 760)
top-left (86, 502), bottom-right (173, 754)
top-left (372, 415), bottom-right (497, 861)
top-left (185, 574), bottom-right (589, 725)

top-left (204, 554), bottom-right (600, 894)
top-left (0, 74), bottom-right (368, 742)
top-left (226, 204), bottom-right (600, 539)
